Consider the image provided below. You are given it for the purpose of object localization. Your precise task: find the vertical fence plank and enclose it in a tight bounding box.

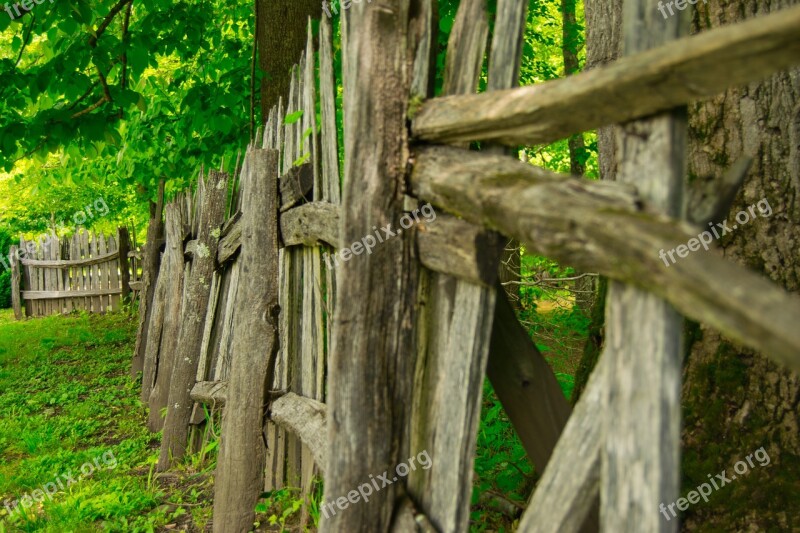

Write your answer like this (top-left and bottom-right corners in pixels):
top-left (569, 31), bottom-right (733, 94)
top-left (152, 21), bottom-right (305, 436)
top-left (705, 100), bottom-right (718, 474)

top-left (284, 63), bottom-right (304, 490)
top-left (141, 250), bottom-right (168, 404)
top-left (601, 2), bottom-right (688, 532)
top-left (298, 21), bottom-right (326, 525)
top-left (213, 148), bottom-right (280, 532)
top-left (108, 234), bottom-right (121, 312)
top-left (159, 169), bottom-right (229, 470)
top-left (147, 202), bottom-right (187, 432)
top-left (10, 246), bottom-right (21, 320)
top-left (132, 180), bottom-right (166, 377)
top-left (91, 232), bottom-right (102, 313)
top-left (321, 0), bottom-right (422, 529)
top-left (20, 238), bottom-right (31, 318)
top-left (407, 1), bottom-right (498, 530)
top-left (98, 233), bottom-right (109, 313)
top-left (118, 227), bottom-right (131, 306)
top-left (80, 230), bottom-right (90, 312)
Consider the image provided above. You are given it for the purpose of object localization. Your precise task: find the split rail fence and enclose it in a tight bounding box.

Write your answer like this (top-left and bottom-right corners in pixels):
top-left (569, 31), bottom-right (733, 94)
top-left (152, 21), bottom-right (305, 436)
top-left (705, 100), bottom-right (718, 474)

top-left (9, 228), bottom-right (140, 319)
top-left (130, 2), bottom-right (800, 532)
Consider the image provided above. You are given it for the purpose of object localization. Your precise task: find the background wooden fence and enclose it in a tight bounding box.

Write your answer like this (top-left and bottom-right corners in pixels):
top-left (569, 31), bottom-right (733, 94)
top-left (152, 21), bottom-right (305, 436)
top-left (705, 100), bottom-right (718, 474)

top-left (9, 228), bottom-right (140, 319)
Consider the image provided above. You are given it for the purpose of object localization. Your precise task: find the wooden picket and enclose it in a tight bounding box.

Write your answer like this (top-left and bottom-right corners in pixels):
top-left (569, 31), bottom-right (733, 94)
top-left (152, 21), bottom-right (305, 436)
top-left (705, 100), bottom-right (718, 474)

top-left (10, 229), bottom-right (135, 318)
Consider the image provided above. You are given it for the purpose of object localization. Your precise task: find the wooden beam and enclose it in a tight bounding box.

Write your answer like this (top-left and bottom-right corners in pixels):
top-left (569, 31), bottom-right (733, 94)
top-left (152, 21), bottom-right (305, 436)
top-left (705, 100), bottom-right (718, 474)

top-left (411, 4), bottom-right (800, 147)
top-left (190, 380), bottom-right (228, 406)
top-left (23, 288), bottom-right (122, 300)
top-left (21, 249), bottom-right (119, 268)
top-left (410, 145), bottom-right (800, 372)
top-left (269, 393), bottom-right (328, 476)
top-left (280, 201), bottom-right (342, 248)
top-left (486, 283), bottom-right (572, 476)
top-left (417, 214), bottom-right (503, 287)
top-left (517, 353), bottom-right (607, 532)
top-left (280, 162), bottom-right (314, 212)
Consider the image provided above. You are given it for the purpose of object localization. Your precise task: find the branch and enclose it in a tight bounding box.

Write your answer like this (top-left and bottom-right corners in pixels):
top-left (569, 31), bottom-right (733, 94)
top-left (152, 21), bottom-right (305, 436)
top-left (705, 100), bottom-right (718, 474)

top-left (88, 0), bottom-right (133, 48)
top-left (14, 13), bottom-right (35, 68)
top-left (120, 0), bottom-right (133, 90)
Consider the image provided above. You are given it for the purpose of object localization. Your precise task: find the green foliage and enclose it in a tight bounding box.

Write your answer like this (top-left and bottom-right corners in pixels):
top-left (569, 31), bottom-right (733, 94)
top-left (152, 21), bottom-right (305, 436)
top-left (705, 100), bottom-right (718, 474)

top-left (0, 0), bottom-right (255, 213)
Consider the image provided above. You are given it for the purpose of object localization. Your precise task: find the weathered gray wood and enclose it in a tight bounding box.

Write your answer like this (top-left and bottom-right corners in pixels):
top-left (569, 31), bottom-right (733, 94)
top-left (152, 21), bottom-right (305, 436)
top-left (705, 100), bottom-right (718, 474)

top-left (686, 156), bottom-right (751, 226)
top-left (410, 145), bottom-right (800, 372)
top-left (408, 2), bottom-right (495, 530)
top-left (141, 250), bottom-right (168, 404)
top-left (132, 181), bottom-right (166, 376)
top-left (411, 4), bottom-right (800, 147)
top-left (417, 213), bottom-right (504, 287)
top-left (159, 170), bottom-right (229, 470)
top-left (22, 288), bottom-right (122, 300)
top-left (20, 238), bottom-right (32, 317)
top-left (442, 0), bottom-right (488, 96)
top-left (90, 232), bottom-right (101, 313)
top-left (118, 227), bottom-right (131, 304)
top-left (196, 271), bottom-right (221, 384)
top-left (518, 353), bottom-right (607, 532)
top-left (270, 392), bottom-right (327, 476)
top-left (486, 284), bottom-right (572, 474)
top-left (147, 202), bottom-right (186, 432)
top-left (602, 4), bottom-right (686, 531)
top-left (487, 0), bottom-right (527, 92)
top-left (190, 380), bottom-right (228, 406)
top-left (300, 28), bottom-right (325, 526)
top-left (319, 15), bottom-right (341, 205)
top-left (213, 148), bottom-right (280, 533)
top-left (280, 162), bottom-right (314, 212)
top-left (280, 202), bottom-right (341, 248)
top-left (10, 246), bottom-right (21, 320)
top-left (212, 259), bottom-right (240, 381)
top-left (217, 216), bottom-right (242, 265)
top-left (321, 0), bottom-right (421, 529)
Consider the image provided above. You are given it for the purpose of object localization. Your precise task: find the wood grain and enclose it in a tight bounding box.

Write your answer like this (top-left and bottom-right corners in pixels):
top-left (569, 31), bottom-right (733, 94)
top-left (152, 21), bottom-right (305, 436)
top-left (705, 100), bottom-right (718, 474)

top-left (412, 4), bottom-right (800, 147)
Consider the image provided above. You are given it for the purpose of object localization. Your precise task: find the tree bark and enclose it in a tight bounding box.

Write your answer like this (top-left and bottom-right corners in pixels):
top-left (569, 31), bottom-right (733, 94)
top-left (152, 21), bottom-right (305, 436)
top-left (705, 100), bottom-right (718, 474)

top-left (681, 1), bottom-right (800, 530)
top-left (257, 0), bottom-right (321, 119)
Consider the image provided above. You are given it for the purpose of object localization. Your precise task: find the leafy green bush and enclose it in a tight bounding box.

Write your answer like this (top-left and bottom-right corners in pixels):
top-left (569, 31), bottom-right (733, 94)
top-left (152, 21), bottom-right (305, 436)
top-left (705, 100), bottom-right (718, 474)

top-left (0, 229), bottom-right (12, 309)
top-left (0, 269), bottom-right (10, 309)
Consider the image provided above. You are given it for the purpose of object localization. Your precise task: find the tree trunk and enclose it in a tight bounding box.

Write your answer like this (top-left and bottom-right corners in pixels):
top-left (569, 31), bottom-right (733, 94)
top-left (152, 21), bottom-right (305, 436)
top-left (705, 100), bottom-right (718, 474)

top-left (681, 2), bottom-right (800, 530)
top-left (572, 0), bottom-right (622, 399)
top-left (257, 0), bottom-right (321, 119)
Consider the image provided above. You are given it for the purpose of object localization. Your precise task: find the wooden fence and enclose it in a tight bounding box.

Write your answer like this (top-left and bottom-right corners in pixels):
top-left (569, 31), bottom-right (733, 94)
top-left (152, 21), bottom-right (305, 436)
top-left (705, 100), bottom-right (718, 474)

top-left (9, 228), bottom-right (139, 319)
top-left (131, 3), bottom-right (800, 532)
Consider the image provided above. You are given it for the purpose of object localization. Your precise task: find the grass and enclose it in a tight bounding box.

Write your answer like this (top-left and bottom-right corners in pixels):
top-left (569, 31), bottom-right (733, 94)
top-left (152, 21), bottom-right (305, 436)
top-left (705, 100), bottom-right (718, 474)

top-left (469, 293), bottom-right (589, 531)
top-left (0, 287), bottom-right (590, 532)
top-left (0, 308), bottom-right (215, 532)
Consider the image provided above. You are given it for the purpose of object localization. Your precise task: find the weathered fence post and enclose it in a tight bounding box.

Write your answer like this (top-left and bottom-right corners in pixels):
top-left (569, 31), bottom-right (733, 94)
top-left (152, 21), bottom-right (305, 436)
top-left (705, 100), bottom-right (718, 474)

top-left (10, 246), bottom-right (21, 320)
top-left (158, 170), bottom-right (229, 470)
top-left (601, 1), bottom-right (688, 531)
top-left (213, 148), bottom-right (280, 532)
top-left (321, 1), bottom-right (423, 530)
top-left (132, 179), bottom-right (166, 378)
top-left (118, 227), bottom-right (131, 305)
top-left (147, 200), bottom-right (187, 432)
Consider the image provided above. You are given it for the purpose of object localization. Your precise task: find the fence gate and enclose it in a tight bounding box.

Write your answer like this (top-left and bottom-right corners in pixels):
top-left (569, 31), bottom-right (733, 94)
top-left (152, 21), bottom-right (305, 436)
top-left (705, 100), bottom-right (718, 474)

top-left (9, 228), bottom-right (138, 319)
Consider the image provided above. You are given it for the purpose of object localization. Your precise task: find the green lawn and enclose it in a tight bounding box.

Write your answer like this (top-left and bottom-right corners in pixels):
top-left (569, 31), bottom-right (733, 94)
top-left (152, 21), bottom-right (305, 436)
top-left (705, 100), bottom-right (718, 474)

top-left (0, 309), bottom-right (214, 532)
